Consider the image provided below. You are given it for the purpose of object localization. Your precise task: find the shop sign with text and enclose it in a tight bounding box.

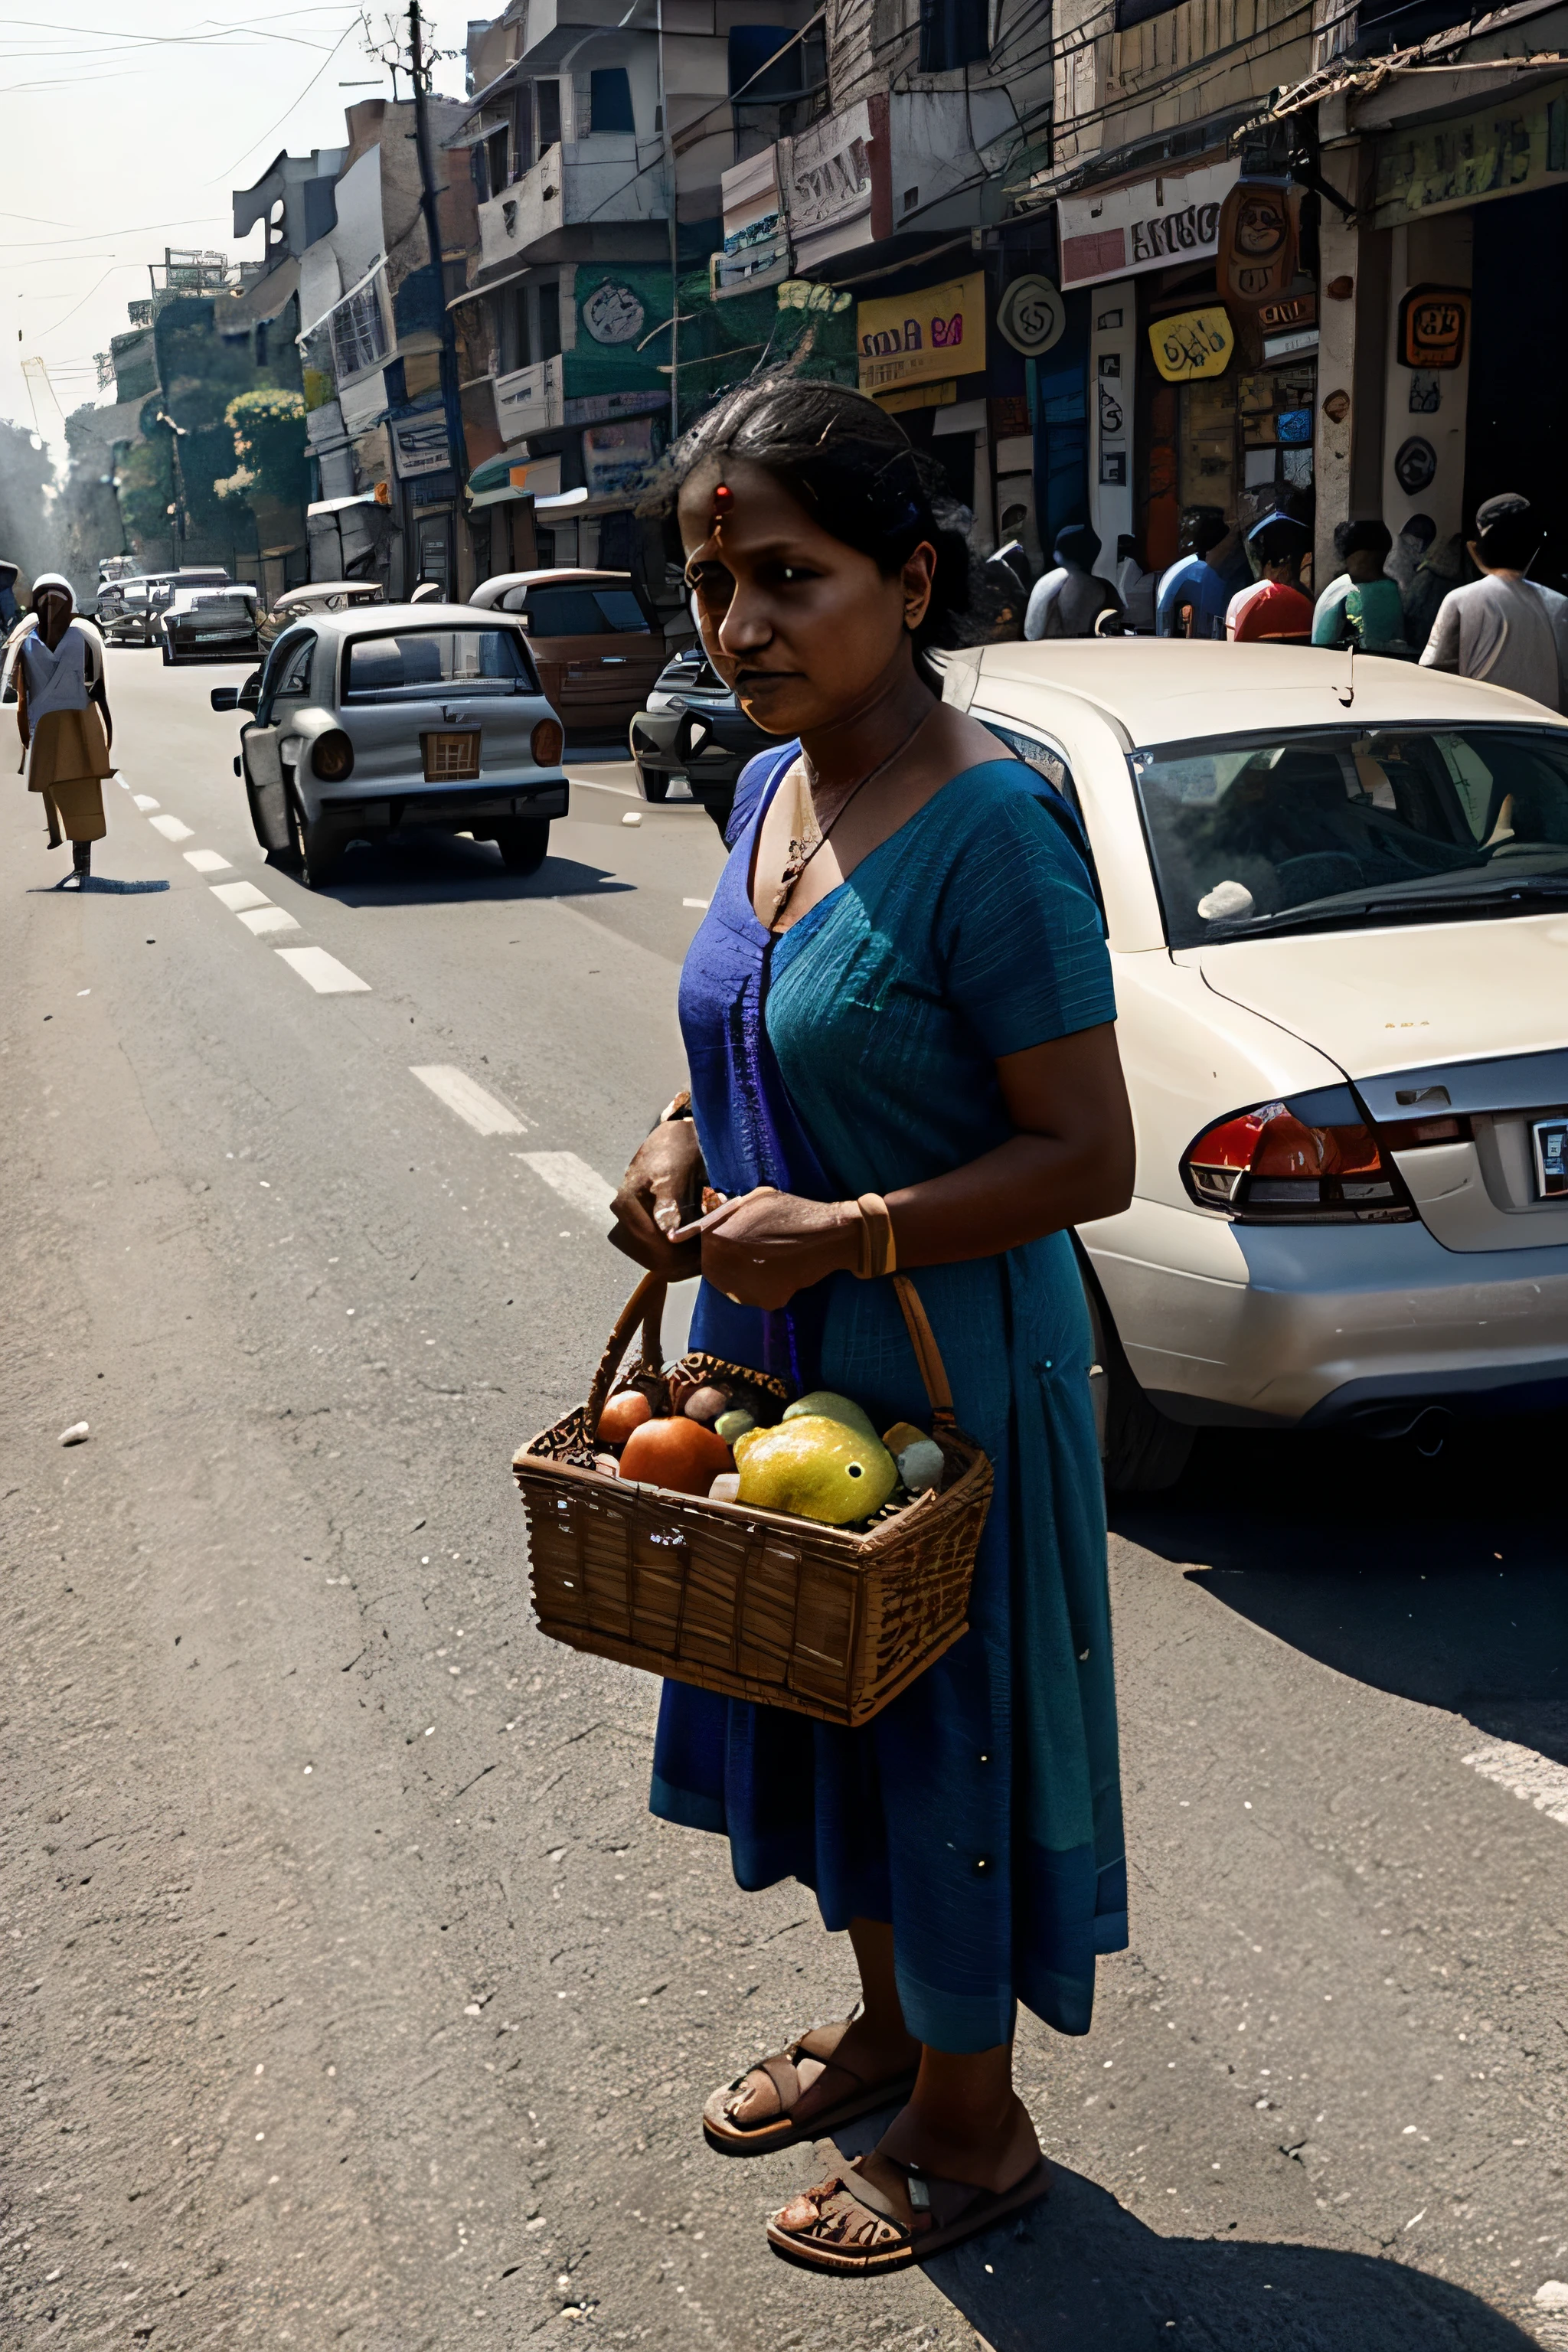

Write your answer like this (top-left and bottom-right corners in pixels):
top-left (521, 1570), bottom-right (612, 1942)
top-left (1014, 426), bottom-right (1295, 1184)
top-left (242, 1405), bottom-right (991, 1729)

top-left (1057, 158), bottom-right (1240, 289)
top-left (1372, 84), bottom-right (1568, 224)
top-left (858, 270), bottom-right (986, 395)
top-left (1148, 306), bottom-right (1235, 383)
top-left (390, 407), bottom-right (451, 480)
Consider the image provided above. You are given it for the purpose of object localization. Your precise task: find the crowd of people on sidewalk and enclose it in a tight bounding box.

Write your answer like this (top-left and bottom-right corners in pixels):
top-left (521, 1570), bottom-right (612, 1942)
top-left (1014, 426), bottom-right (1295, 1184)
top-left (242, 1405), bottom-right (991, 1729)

top-left (1016, 488), bottom-right (1568, 712)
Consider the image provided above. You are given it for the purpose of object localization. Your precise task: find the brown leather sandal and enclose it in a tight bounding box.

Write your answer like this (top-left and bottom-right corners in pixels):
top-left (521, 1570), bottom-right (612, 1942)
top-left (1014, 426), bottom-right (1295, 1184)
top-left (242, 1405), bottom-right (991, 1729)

top-left (701, 2017), bottom-right (920, 2157)
top-left (766, 2149), bottom-right (1051, 2273)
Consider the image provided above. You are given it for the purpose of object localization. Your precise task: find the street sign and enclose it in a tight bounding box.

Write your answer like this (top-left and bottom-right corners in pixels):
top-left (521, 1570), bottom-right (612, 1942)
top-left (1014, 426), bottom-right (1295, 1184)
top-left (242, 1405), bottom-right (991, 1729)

top-left (996, 274), bottom-right (1066, 358)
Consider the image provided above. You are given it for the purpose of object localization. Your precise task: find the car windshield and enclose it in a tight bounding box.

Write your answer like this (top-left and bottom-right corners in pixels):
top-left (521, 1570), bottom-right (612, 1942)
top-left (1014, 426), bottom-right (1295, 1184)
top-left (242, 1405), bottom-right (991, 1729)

top-left (513, 584), bottom-right (648, 635)
top-left (1131, 724), bottom-right (1568, 946)
top-left (342, 627), bottom-right (535, 699)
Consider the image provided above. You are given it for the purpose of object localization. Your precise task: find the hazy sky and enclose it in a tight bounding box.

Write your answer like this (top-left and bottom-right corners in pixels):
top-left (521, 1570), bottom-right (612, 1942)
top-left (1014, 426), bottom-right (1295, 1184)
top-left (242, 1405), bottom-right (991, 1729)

top-left (0, 3), bottom-right (469, 459)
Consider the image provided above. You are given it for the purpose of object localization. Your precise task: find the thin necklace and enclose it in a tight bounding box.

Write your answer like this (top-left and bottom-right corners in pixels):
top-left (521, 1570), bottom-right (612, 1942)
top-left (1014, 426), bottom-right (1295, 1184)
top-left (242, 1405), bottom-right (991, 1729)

top-left (770, 707), bottom-right (932, 927)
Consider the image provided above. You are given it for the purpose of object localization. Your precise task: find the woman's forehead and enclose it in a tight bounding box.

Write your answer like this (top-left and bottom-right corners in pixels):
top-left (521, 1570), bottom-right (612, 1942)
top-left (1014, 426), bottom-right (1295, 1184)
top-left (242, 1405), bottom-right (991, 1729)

top-left (677, 459), bottom-right (829, 548)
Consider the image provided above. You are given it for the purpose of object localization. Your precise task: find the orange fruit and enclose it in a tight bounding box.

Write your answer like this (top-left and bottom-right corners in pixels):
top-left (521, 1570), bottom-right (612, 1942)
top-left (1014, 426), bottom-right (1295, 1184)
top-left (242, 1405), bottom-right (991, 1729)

top-left (619, 1416), bottom-right (733, 1496)
top-left (597, 1390), bottom-right (653, 1444)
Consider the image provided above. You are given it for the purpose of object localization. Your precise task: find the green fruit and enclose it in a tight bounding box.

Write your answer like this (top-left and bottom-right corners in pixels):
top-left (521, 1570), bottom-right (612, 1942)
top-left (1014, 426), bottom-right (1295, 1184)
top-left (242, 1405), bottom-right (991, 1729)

top-left (782, 1389), bottom-right (880, 1444)
top-left (736, 1416), bottom-right (897, 1525)
top-left (714, 1407), bottom-right (756, 1443)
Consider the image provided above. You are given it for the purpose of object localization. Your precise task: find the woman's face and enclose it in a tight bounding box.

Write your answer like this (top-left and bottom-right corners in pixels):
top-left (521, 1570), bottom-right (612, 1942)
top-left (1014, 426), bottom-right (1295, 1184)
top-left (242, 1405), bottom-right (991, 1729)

top-left (677, 456), bottom-right (936, 738)
top-left (37, 589), bottom-right (70, 648)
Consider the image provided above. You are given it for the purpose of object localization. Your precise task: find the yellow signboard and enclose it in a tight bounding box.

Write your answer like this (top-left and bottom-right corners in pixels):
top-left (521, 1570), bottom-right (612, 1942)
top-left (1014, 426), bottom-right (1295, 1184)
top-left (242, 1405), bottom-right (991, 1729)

top-left (858, 271), bottom-right (987, 396)
top-left (1148, 305), bottom-right (1234, 384)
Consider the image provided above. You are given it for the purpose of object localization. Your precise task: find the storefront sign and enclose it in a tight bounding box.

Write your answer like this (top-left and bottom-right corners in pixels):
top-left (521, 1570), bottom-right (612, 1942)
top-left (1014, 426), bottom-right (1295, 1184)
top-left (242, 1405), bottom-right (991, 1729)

top-left (1398, 285), bottom-right (1469, 369)
top-left (996, 273), bottom-right (1066, 358)
top-left (858, 270), bottom-right (986, 396)
top-left (583, 416), bottom-right (654, 498)
top-left (1148, 306), bottom-right (1234, 383)
top-left (582, 281), bottom-right (646, 345)
top-left (1057, 158), bottom-right (1239, 290)
top-left (390, 407), bottom-right (451, 481)
top-left (715, 147), bottom-right (788, 296)
top-left (1394, 436), bottom-right (1438, 495)
top-left (787, 99), bottom-right (876, 270)
top-left (1217, 178), bottom-right (1299, 306)
top-left (1257, 291), bottom-right (1315, 335)
top-left (495, 356), bottom-right (563, 440)
top-left (1372, 84), bottom-right (1568, 226)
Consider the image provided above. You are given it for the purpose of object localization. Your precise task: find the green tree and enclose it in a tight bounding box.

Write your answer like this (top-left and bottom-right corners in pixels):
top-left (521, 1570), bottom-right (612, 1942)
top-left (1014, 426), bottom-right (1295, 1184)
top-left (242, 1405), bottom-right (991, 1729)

top-left (219, 387), bottom-right (309, 510)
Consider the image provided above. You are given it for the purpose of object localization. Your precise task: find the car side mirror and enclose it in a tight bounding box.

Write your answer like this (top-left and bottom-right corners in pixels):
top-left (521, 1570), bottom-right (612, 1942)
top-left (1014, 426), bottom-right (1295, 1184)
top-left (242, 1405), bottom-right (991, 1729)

top-left (210, 686), bottom-right (240, 711)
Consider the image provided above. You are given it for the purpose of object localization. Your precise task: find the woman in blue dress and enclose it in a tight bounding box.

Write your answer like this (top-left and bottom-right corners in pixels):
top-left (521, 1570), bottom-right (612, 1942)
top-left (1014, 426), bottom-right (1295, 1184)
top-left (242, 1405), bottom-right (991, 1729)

top-left (609, 378), bottom-right (1134, 2273)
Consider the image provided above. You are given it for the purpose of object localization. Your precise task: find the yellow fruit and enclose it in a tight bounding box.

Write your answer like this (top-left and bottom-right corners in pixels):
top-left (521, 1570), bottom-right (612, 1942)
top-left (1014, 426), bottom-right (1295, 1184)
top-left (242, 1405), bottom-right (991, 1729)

top-left (731, 1424), bottom-right (765, 1465)
top-left (736, 1415), bottom-right (897, 1525)
top-left (783, 1390), bottom-right (880, 1443)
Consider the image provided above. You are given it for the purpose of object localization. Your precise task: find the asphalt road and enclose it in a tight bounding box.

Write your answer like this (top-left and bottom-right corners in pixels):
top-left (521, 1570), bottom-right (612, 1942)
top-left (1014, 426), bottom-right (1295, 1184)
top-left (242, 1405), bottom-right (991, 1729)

top-left (2, 648), bottom-right (1565, 2352)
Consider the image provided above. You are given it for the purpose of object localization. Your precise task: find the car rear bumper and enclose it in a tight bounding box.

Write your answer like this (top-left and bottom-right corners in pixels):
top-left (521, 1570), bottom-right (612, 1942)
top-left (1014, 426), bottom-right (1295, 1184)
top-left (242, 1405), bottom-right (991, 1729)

top-left (318, 777), bottom-right (568, 828)
top-left (629, 707), bottom-right (759, 795)
top-left (168, 635), bottom-right (260, 659)
top-left (1080, 1196), bottom-right (1568, 1431)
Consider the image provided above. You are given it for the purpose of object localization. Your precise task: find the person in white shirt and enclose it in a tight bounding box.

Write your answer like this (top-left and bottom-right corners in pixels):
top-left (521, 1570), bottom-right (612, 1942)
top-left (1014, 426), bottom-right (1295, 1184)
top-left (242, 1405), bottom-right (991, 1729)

top-left (1419, 492), bottom-right (1568, 710)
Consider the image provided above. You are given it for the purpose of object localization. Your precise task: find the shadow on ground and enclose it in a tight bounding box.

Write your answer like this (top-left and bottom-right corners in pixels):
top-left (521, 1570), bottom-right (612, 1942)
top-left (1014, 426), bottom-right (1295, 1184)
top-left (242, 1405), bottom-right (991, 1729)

top-left (281, 831), bottom-right (634, 908)
top-left (29, 875), bottom-right (170, 895)
top-left (1112, 1414), bottom-right (1568, 1763)
top-left (808, 2127), bottom-right (1539, 2348)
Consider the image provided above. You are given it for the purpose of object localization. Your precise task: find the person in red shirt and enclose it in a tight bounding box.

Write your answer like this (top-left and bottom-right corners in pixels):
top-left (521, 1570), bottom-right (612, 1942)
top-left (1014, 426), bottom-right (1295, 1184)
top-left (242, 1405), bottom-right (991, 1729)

top-left (1227, 514), bottom-right (1314, 644)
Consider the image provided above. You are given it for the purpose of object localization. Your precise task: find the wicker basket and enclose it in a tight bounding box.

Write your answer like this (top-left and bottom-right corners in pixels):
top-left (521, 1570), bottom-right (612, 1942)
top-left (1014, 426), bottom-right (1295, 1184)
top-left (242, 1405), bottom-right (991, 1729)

top-left (512, 1272), bottom-right (992, 1728)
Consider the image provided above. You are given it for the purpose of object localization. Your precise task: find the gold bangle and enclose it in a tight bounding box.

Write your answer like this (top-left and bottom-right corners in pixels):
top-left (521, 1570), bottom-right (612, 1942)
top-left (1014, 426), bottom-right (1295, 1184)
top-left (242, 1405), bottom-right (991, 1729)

top-left (854, 1192), bottom-right (897, 1279)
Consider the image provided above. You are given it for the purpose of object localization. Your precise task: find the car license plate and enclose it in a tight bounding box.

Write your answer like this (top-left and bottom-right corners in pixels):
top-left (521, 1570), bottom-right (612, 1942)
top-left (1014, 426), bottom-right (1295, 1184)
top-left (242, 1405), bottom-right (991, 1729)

top-left (420, 730), bottom-right (481, 782)
top-left (1532, 1116), bottom-right (1568, 1197)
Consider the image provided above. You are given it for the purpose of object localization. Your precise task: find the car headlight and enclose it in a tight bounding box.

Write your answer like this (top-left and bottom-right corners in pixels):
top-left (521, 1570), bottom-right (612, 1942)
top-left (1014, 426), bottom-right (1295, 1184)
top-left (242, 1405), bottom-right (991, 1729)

top-left (531, 717), bottom-right (564, 768)
top-left (311, 730), bottom-right (355, 782)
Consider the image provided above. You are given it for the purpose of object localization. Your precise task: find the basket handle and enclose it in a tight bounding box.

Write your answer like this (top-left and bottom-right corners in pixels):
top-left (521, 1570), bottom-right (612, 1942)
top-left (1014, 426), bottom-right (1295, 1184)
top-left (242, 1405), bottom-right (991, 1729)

top-left (585, 1273), bottom-right (668, 1433)
top-left (892, 1273), bottom-right (956, 1431)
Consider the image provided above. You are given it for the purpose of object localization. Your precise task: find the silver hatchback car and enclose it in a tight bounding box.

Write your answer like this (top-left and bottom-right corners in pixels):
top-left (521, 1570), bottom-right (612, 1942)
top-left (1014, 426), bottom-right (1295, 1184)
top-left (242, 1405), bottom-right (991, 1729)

top-left (211, 602), bottom-right (568, 886)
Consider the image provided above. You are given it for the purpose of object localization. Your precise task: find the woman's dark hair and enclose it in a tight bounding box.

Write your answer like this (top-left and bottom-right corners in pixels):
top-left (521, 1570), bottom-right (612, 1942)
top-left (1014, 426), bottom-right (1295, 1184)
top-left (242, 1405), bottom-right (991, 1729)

top-left (654, 374), bottom-right (971, 652)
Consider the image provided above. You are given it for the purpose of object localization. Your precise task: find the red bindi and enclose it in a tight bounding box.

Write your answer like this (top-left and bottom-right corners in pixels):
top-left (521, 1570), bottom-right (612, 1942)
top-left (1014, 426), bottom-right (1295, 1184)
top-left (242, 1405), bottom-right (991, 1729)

top-left (713, 483), bottom-right (734, 512)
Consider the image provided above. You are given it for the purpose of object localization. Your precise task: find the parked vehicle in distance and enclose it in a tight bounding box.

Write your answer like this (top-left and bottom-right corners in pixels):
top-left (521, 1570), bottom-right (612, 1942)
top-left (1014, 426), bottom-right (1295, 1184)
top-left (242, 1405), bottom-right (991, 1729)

top-left (938, 638), bottom-right (1568, 1488)
top-left (104, 567), bottom-right (230, 646)
top-left (469, 568), bottom-right (665, 739)
top-left (161, 583), bottom-right (260, 665)
top-left (211, 602), bottom-right (567, 887)
top-left (261, 580), bottom-right (385, 648)
top-left (628, 643), bottom-right (771, 835)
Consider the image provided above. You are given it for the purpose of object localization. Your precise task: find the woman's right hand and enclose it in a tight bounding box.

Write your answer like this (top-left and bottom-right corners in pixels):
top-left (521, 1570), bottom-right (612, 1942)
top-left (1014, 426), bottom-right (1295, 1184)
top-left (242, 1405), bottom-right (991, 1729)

top-left (609, 1116), bottom-right (706, 1279)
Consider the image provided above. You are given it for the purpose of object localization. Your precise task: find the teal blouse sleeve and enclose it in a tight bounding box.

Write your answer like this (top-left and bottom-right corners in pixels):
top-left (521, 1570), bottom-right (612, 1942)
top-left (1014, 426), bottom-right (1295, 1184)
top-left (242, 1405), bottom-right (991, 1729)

top-left (936, 769), bottom-right (1117, 1059)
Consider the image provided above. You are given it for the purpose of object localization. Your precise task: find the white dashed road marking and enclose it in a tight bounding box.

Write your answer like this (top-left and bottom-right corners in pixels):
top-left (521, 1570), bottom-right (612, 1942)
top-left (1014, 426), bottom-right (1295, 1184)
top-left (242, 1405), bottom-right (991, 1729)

top-left (683, 897), bottom-right (710, 910)
top-left (132, 794), bottom-right (159, 812)
top-left (185, 848), bottom-right (232, 873)
top-left (1462, 1740), bottom-right (1568, 1827)
top-left (149, 813), bottom-right (194, 843)
top-left (411, 1065), bottom-right (526, 1136)
top-left (274, 946), bottom-right (370, 995)
top-left (211, 880), bottom-right (272, 912)
top-left (521, 1152), bottom-right (615, 1220)
top-left (239, 906), bottom-right (300, 936)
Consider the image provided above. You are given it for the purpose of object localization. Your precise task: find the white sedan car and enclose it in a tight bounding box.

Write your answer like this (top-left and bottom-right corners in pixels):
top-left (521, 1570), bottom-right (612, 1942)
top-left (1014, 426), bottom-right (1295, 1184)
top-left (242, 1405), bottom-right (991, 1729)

top-left (941, 640), bottom-right (1568, 1485)
top-left (211, 602), bottom-right (568, 887)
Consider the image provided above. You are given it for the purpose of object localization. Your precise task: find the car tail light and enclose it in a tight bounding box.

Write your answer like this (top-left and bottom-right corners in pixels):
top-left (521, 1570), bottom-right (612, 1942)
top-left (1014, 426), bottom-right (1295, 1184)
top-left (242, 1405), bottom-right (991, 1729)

top-left (1182, 1100), bottom-right (1422, 1222)
top-left (531, 718), bottom-right (564, 767)
top-left (311, 730), bottom-right (354, 782)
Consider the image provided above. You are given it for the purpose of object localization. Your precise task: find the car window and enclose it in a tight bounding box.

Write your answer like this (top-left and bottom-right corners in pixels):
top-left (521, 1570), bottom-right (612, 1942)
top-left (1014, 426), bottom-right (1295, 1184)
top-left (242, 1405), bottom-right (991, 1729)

top-left (1132, 724), bottom-right (1568, 946)
top-left (276, 634), bottom-right (316, 697)
top-left (974, 715), bottom-right (1080, 812)
top-left (256, 629), bottom-right (314, 720)
top-left (341, 626), bottom-right (536, 699)
top-left (514, 585), bottom-right (650, 637)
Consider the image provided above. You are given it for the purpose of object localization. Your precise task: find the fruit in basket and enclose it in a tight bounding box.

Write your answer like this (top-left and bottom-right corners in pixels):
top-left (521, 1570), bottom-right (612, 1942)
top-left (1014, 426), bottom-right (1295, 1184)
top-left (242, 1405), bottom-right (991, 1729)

top-left (893, 1436), bottom-right (946, 1495)
top-left (597, 1390), bottom-right (653, 1444)
top-left (881, 1419), bottom-right (926, 1457)
top-left (681, 1383), bottom-right (730, 1424)
top-left (708, 1472), bottom-right (740, 1502)
top-left (714, 1406), bottom-right (756, 1443)
top-left (619, 1416), bottom-right (732, 1496)
top-left (736, 1416), bottom-right (897, 1525)
top-left (783, 1390), bottom-right (880, 1444)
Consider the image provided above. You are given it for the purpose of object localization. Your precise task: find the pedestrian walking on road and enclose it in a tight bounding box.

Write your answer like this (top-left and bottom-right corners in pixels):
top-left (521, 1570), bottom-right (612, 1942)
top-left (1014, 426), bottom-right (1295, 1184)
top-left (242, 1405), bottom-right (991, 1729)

top-left (6, 572), bottom-right (113, 885)
top-left (609, 376), bottom-right (1135, 2275)
top-left (1419, 491), bottom-right (1568, 710)
top-left (1226, 513), bottom-right (1314, 643)
top-left (1154, 508), bottom-right (1230, 639)
top-left (1311, 518), bottom-right (1412, 656)
top-left (1024, 521), bottom-right (1123, 639)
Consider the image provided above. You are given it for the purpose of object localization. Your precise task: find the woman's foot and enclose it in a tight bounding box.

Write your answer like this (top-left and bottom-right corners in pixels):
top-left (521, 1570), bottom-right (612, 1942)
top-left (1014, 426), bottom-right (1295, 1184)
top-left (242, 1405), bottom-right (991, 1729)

top-left (766, 2128), bottom-right (1050, 2273)
top-left (703, 2008), bottom-right (920, 2154)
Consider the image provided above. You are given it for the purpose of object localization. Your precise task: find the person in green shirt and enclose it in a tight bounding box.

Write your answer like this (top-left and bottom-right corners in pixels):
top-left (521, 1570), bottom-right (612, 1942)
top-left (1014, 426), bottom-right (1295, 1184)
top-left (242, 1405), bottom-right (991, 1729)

top-left (1311, 518), bottom-right (1412, 657)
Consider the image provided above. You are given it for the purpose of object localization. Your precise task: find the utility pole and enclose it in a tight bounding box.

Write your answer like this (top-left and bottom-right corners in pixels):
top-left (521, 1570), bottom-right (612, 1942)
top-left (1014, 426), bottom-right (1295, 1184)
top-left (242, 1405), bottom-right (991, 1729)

top-left (408, 0), bottom-right (469, 580)
top-left (657, 0), bottom-right (678, 440)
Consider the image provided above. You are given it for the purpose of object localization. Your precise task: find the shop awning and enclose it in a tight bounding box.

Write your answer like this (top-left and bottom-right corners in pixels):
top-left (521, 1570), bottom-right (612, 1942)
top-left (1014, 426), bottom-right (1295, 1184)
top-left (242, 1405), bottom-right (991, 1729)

top-left (307, 491), bottom-right (384, 518)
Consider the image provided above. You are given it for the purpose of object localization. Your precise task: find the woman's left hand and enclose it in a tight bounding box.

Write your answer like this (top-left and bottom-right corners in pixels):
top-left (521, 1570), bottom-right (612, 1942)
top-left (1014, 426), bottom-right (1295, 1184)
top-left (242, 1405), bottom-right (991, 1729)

top-left (702, 1189), bottom-right (861, 1311)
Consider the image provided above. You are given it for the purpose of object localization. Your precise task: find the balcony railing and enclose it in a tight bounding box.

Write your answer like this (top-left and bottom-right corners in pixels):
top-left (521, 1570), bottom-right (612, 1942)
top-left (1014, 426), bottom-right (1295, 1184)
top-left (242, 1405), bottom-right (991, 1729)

top-left (477, 138), bottom-right (665, 266)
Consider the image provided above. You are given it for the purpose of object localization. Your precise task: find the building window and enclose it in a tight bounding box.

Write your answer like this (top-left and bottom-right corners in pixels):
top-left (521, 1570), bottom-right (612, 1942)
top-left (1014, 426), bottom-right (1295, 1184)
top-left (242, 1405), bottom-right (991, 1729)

top-left (536, 78), bottom-right (562, 153)
top-left (728, 24), bottom-right (805, 100)
top-left (590, 67), bottom-right (635, 134)
top-left (537, 281), bottom-right (561, 363)
top-left (919, 0), bottom-right (991, 71)
top-left (485, 123), bottom-right (510, 196)
top-left (331, 281), bottom-right (387, 378)
top-left (1114, 0), bottom-right (1181, 25)
top-left (510, 284), bottom-right (532, 372)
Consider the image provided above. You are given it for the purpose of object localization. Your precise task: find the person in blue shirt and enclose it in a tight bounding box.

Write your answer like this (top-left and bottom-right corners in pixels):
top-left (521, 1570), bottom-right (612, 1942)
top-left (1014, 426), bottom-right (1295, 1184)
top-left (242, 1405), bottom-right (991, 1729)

top-left (0, 562), bottom-right (21, 637)
top-left (1155, 510), bottom-right (1230, 639)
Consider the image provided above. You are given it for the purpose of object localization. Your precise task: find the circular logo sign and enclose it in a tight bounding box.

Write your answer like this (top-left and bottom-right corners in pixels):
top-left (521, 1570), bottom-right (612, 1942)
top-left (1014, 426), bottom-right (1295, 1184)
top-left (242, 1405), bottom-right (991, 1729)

top-left (583, 282), bottom-right (646, 346)
top-left (996, 274), bottom-right (1065, 359)
top-left (1393, 435), bottom-right (1438, 495)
